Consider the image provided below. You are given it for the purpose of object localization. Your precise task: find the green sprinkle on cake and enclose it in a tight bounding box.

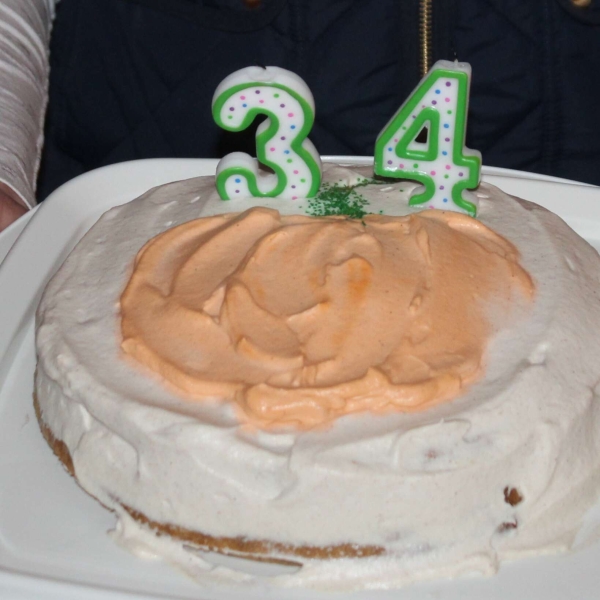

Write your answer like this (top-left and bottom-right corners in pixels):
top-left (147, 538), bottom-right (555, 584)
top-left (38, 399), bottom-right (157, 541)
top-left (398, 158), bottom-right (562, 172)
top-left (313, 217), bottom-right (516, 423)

top-left (306, 179), bottom-right (380, 219)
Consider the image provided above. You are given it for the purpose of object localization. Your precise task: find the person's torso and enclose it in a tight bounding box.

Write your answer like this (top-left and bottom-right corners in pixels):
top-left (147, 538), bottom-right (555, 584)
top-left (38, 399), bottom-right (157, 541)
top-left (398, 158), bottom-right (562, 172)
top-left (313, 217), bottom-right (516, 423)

top-left (37, 0), bottom-right (600, 199)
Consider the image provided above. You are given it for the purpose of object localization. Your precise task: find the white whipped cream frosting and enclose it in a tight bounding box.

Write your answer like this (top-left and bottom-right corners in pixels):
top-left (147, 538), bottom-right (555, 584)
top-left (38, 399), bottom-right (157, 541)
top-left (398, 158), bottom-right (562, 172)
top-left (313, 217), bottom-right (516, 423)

top-left (35, 165), bottom-right (600, 590)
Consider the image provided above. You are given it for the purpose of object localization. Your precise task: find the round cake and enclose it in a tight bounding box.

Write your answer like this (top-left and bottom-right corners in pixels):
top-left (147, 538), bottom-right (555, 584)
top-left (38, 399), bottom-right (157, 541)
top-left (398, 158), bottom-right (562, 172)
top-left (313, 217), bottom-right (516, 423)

top-left (34, 163), bottom-right (600, 589)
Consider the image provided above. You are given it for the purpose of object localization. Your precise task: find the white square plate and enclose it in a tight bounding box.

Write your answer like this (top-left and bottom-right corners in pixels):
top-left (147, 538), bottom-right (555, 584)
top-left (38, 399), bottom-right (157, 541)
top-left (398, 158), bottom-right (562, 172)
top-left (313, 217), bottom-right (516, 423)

top-left (1, 158), bottom-right (600, 600)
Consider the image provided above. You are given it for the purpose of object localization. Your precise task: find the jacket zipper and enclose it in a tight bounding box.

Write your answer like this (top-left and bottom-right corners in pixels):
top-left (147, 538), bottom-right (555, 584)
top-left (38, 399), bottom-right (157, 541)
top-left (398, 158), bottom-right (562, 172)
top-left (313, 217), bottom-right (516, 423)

top-left (419, 0), bottom-right (433, 77)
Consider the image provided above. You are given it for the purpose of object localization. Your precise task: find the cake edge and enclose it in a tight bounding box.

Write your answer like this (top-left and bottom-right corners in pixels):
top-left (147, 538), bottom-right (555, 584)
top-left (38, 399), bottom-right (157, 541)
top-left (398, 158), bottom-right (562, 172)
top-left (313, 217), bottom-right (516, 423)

top-left (33, 392), bottom-right (385, 564)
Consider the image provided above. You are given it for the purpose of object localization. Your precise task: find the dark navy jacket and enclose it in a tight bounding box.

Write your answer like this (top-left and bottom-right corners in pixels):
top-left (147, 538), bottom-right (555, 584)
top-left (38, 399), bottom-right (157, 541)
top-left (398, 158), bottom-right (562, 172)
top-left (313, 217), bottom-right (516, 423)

top-left (37, 0), bottom-right (600, 199)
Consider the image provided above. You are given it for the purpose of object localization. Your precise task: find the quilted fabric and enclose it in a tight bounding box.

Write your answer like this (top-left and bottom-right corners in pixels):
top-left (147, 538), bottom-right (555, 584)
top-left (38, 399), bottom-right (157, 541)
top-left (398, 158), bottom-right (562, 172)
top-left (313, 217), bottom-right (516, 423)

top-left (37, 0), bottom-right (600, 199)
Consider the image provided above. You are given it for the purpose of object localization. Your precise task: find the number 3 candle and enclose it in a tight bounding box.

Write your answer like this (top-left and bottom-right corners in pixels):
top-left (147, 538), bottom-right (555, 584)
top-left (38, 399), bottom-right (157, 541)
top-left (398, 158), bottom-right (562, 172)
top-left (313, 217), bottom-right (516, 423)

top-left (375, 60), bottom-right (481, 216)
top-left (212, 66), bottom-right (322, 200)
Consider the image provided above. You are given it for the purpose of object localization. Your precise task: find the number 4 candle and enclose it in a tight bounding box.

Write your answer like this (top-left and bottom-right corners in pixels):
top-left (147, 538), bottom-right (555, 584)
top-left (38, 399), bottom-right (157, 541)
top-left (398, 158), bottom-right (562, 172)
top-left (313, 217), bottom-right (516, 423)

top-left (212, 66), bottom-right (322, 200)
top-left (375, 60), bottom-right (482, 216)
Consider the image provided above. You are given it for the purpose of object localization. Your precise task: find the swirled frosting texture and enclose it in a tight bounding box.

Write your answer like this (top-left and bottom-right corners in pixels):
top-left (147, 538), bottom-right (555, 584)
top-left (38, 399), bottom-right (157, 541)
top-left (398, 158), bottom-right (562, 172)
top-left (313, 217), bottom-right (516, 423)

top-left (121, 208), bottom-right (533, 427)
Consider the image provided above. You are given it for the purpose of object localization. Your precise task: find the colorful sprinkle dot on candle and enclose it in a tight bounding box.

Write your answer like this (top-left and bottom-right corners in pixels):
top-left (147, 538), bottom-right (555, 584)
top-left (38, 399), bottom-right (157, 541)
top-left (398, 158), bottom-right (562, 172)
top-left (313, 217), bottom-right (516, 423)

top-left (432, 100), bottom-right (437, 105)
top-left (445, 137), bottom-right (450, 142)
top-left (444, 174), bottom-right (449, 179)
top-left (287, 159), bottom-right (293, 163)
top-left (291, 125), bottom-right (296, 129)
top-left (281, 136), bottom-right (286, 140)
top-left (259, 99), bottom-right (264, 104)
top-left (300, 178), bottom-right (306, 182)
top-left (227, 115), bottom-right (233, 119)
top-left (430, 170), bottom-right (436, 175)
top-left (387, 160), bottom-right (392, 164)
top-left (443, 197), bottom-right (448, 202)
top-left (280, 104), bottom-right (285, 108)
top-left (388, 147), bottom-right (393, 151)
top-left (445, 165), bottom-right (451, 170)
top-left (235, 190), bottom-right (240, 193)
top-left (274, 93), bottom-right (279, 98)
top-left (240, 96), bottom-right (246, 100)
top-left (443, 123), bottom-right (449, 129)
top-left (293, 170), bottom-right (299, 174)
top-left (229, 107), bottom-right (235, 111)
top-left (402, 126), bottom-right (407, 130)
top-left (242, 103), bottom-right (247, 107)
top-left (255, 90), bottom-right (260, 94)
top-left (284, 150), bottom-right (290, 154)
top-left (412, 115), bottom-right (417, 119)
top-left (447, 110), bottom-right (452, 114)
top-left (394, 138), bottom-right (399, 142)
top-left (445, 98), bottom-right (450, 102)
top-left (292, 185), bottom-right (296, 189)
top-left (435, 89), bottom-right (440, 94)
top-left (288, 113), bottom-right (294, 117)
top-left (270, 147), bottom-right (275, 151)
top-left (399, 163), bottom-right (404, 168)
top-left (445, 81), bottom-right (451, 86)
top-left (440, 185), bottom-right (445, 190)
top-left (413, 163), bottom-right (419, 168)
top-left (235, 178), bottom-right (241, 183)
top-left (442, 151), bottom-right (448, 155)
top-left (292, 196), bottom-right (298, 200)
top-left (459, 172), bottom-right (464, 177)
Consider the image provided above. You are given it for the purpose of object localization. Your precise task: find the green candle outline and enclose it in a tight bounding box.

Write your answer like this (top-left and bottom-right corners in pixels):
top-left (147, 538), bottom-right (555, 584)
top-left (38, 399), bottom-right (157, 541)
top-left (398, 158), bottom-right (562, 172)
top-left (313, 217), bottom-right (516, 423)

top-left (375, 67), bottom-right (481, 217)
top-left (213, 82), bottom-right (321, 200)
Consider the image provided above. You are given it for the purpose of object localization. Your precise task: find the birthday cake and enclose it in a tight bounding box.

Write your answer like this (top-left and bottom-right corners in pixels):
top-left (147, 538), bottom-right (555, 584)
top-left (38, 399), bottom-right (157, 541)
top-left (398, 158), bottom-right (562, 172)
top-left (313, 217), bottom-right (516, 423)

top-left (33, 62), bottom-right (600, 589)
top-left (34, 162), bottom-right (600, 589)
